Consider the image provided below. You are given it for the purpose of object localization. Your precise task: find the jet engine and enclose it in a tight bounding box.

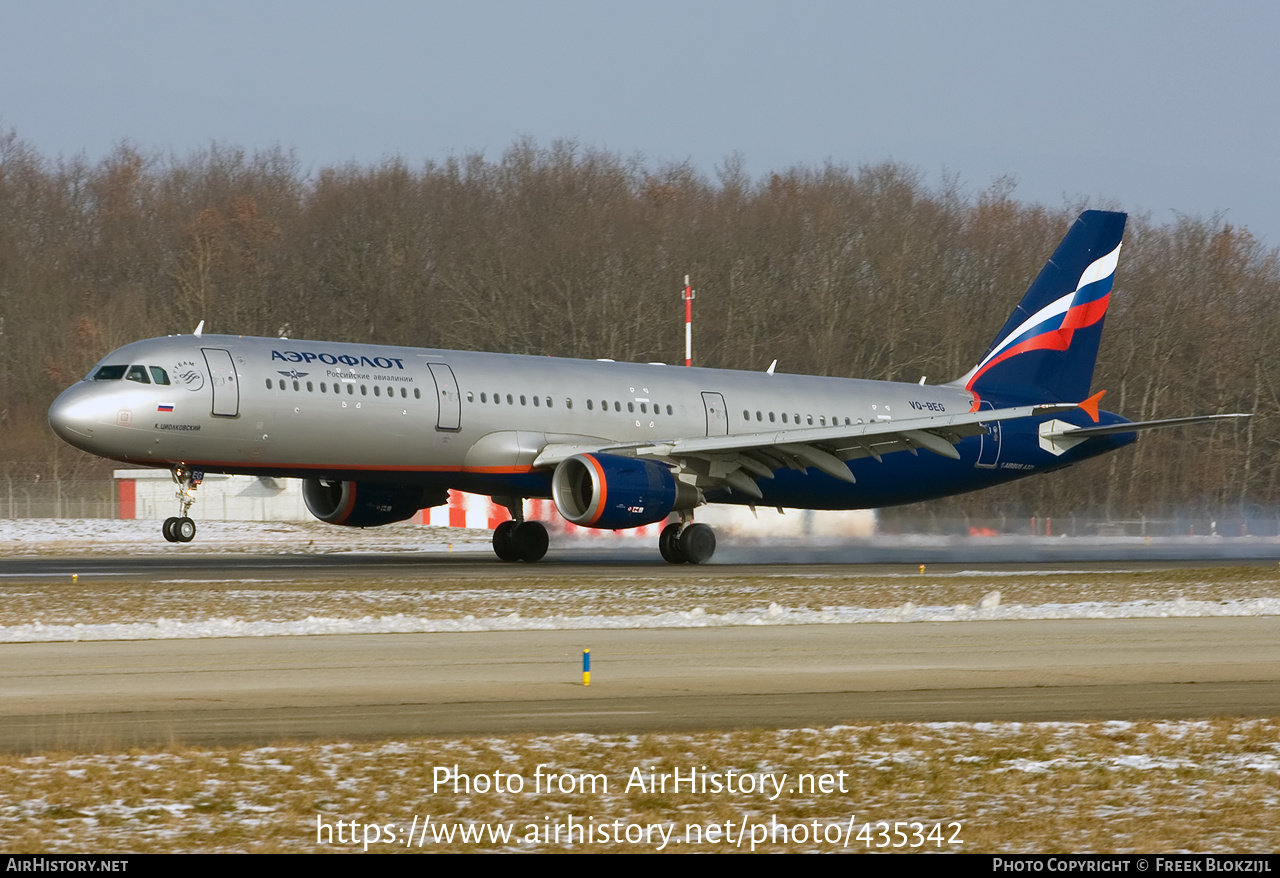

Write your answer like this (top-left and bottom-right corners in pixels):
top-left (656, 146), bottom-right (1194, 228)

top-left (302, 479), bottom-right (446, 527)
top-left (551, 453), bottom-right (699, 530)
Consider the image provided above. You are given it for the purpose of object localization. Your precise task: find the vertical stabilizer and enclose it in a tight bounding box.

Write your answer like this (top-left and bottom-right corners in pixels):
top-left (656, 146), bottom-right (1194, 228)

top-left (954, 210), bottom-right (1126, 405)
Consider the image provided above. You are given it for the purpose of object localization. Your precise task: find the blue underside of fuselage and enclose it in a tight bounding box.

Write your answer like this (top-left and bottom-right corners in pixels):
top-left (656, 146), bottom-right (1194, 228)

top-left (437, 411), bottom-right (1137, 513)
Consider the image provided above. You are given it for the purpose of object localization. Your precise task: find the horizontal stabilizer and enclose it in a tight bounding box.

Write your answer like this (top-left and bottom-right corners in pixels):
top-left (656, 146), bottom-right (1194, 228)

top-left (1039, 413), bottom-right (1250, 456)
top-left (1044, 413), bottom-right (1250, 440)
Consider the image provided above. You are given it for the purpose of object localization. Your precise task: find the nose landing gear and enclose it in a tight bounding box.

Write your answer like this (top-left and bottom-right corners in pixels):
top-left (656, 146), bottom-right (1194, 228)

top-left (162, 467), bottom-right (203, 543)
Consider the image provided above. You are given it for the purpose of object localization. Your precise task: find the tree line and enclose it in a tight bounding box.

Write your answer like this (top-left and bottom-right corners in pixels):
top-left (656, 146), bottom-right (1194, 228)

top-left (1, 129), bottom-right (1275, 519)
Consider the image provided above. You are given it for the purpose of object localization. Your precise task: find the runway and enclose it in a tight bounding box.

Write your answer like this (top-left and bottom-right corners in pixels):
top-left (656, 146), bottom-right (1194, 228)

top-left (2, 616), bottom-right (1277, 752)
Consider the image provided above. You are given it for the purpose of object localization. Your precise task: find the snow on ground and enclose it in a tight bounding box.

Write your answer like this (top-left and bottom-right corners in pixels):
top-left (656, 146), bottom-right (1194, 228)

top-left (0, 518), bottom-right (494, 556)
top-left (4, 594), bottom-right (1280, 643)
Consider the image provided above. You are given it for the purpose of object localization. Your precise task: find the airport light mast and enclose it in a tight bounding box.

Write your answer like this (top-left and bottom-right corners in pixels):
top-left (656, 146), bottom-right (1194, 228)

top-left (682, 275), bottom-right (695, 366)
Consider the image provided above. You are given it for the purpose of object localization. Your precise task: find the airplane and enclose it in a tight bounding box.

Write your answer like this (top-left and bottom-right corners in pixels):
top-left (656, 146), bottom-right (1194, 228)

top-left (47, 210), bottom-right (1247, 563)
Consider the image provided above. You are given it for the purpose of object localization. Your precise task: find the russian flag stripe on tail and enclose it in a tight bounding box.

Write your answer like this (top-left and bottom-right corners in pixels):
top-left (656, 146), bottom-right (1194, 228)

top-left (954, 210), bottom-right (1127, 406)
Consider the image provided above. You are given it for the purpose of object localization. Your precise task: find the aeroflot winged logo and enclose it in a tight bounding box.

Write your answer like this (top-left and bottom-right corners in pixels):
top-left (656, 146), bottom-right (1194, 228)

top-left (965, 242), bottom-right (1121, 401)
top-left (272, 350), bottom-right (406, 369)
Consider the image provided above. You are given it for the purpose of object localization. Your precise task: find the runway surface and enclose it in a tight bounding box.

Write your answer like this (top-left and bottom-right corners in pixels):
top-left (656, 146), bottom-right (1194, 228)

top-left (6, 545), bottom-right (1280, 580)
top-left (2, 614), bottom-right (1277, 752)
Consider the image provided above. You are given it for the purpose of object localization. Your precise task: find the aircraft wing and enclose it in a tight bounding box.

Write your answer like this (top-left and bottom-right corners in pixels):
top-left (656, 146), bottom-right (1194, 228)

top-left (533, 402), bottom-right (1079, 499)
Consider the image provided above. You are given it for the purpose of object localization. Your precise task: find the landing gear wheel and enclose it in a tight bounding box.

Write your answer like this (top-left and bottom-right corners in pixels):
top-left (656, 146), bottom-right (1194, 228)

top-left (677, 523), bottom-right (716, 564)
top-left (174, 517), bottom-right (197, 543)
top-left (162, 517), bottom-right (179, 543)
top-left (492, 520), bottom-right (521, 562)
top-left (659, 523), bottom-right (684, 563)
top-left (512, 521), bottom-right (549, 562)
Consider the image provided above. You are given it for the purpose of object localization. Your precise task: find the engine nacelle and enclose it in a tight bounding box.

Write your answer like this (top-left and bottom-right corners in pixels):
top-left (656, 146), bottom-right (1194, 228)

top-left (302, 479), bottom-right (445, 527)
top-left (551, 453), bottom-right (698, 530)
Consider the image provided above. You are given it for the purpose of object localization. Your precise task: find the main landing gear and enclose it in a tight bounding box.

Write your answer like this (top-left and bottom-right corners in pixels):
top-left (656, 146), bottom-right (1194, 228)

top-left (491, 497), bottom-right (548, 562)
top-left (162, 467), bottom-right (203, 543)
top-left (659, 520), bottom-right (716, 564)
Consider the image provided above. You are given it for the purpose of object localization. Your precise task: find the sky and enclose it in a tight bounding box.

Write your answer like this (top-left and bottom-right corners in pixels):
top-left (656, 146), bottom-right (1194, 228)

top-left (3, 1), bottom-right (1278, 245)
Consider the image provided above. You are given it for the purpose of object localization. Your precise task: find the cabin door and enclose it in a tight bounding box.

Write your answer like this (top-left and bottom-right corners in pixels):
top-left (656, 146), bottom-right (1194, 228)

top-left (975, 402), bottom-right (1002, 468)
top-left (427, 363), bottom-right (461, 431)
top-left (201, 348), bottom-right (239, 417)
top-left (701, 392), bottom-right (729, 436)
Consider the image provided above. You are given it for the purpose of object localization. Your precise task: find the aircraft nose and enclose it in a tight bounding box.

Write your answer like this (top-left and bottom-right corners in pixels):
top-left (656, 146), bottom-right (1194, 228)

top-left (48, 384), bottom-right (102, 447)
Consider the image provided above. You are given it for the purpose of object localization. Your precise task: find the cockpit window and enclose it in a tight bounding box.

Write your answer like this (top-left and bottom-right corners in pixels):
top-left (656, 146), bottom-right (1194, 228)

top-left (149, 366), bottom-right (171, 385)
top-left (93, 365), bottom-right (128, 381)
top-left (125, 365), bottom-right (151, 384)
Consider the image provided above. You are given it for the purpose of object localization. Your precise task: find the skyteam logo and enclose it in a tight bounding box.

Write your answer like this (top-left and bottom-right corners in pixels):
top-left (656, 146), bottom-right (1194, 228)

top-left (272, 349), bottom-right (406, 369)
top-left (966, 242), bottom-right (1121, 403)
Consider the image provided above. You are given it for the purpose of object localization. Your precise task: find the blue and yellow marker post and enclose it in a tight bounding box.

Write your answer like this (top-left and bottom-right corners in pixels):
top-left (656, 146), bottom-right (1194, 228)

top-left (582, 649), bottom-right (590, 686)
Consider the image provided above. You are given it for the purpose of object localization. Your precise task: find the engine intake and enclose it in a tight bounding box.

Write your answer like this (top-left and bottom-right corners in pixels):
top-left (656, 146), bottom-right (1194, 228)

top-left (302, 479), bottom-right (446, 527)
top-left (552, 453), bottom-right (698, 530)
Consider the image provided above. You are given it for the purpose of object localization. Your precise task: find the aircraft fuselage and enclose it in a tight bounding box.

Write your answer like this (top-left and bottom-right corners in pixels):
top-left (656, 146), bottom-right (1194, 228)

top-left (49, 333), bottom-right (1131, 511)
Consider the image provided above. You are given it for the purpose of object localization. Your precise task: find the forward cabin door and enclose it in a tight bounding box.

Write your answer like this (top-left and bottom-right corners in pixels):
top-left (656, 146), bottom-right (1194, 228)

top-left (701, 391), bottom-right (729, 436)
top-left (427, 363), bottom-right (461, 431)
top-left (201, 348), bottom-right (239, 417)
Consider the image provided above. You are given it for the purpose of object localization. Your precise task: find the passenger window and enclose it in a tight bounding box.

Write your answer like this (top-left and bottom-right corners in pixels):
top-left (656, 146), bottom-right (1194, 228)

top-left (265, 379), bottom-right (272, 390)
top-left (565, 399), bottom-right (572, 409)
top-left (361, 385), bottom-right (368, 396)
top-left (587, 399), bottom-right (594, 410)
top-left (627, 402), bottom-right (634, 413)
top-left (666, 405), bottom-right (672, 415)
top-left (533, 396), bottom-right (540, 407)
top-left (149, 367), bottom-right (170, 385)
top-left (507, 394), bottom-right (514, 405)
top-left (307, 381), bottom-right (313, 392)
top-left (374, 386), bottom-right (381, 397)
top-left (93, 365), bottom-right (128, 381)
top-left (414, 388), bottom-right (421, 399)
top-left (401, 388), bottom-right (407, 398)
top-left (769, 412), bottom-right (775, 422)
top-left (481, 393), bottom-right (487, 403)
top-left (466, 391), bottom-right (474, 402)
top-left (293, 380), bottom-right (300, 391)
top-left (278, 379), bottom-right (286, 390)
top-left (782, 413), bottom-right (788, 423)
top-left (546, 397), bottom-right (553, 408)
top-left (520, 395), bottom-right (527, 406)
top-left (125, 365), bottom-right (150, 384)
top-left (614, 401), bottom-right (621, 412)
top-left (347, 384), bottom-right (354, 395)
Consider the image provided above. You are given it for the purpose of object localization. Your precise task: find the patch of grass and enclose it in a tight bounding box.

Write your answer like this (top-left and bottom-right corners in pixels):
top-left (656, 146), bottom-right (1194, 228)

top-left (1, 719), bottom-right (1276, 853)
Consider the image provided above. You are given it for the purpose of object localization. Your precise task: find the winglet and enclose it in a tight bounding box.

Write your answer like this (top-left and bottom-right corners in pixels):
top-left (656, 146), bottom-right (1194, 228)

top-left (1078, 390), bottom-right (1107, 423)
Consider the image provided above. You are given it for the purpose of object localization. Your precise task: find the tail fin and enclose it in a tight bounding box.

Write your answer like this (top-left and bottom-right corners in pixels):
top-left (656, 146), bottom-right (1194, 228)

top-left (954, 210), bottom-right (1126, 406)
